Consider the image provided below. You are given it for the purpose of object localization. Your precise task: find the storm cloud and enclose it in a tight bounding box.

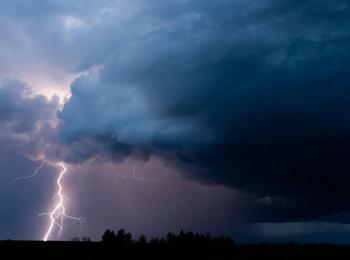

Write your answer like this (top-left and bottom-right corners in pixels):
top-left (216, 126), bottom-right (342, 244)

top-left (55, 0), bottom-right (350, 222)
top-left (0, 79), bottom-right (58, 159)
top-left (0, 0), bottom-right (349, 229)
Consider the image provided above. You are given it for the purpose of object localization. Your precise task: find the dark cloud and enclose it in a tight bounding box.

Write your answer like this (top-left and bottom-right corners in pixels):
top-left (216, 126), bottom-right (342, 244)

top-left (0, 79), bottom-right (58, 159)
top-left (57, 0), bottom-right (350, 222)
top-left (1, 0), bottom-right (350, 236)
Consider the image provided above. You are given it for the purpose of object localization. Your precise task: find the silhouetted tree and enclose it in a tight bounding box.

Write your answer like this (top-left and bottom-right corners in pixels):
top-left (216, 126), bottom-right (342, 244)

top-left (138, 235), bottom-right (147, 245)
top-left (101, 228), bottom-right (235, 247)
top-left (115, 229), bottom-right (132, 244)
top-left (102, 229), bottom-right (116, 242)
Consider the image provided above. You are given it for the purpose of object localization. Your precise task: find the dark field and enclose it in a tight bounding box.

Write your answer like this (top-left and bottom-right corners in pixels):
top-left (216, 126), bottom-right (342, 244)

top-left (2, 241), bottom-right (350, 260)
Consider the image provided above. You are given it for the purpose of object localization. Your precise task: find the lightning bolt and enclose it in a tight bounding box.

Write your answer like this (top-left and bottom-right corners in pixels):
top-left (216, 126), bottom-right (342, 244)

top-left (41, 162), bottom-right (85, 241)
top-left (11, 161), bottom-right (46, 184)
top-left (132, 165), bottom-right (157, 182)
top-left (115, 164), bottom-right (167, 183)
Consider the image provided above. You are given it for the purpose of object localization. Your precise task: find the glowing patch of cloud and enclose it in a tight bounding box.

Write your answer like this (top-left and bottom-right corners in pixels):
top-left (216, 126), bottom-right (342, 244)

top-left (61, 15), bottom-right (85, 31)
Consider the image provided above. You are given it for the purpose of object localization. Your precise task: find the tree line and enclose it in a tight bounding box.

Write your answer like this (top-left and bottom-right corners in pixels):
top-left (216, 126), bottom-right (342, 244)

top-left (72, 229), bottom-right (235, 247)
top-left (102, 229), bottom-right (235, 246)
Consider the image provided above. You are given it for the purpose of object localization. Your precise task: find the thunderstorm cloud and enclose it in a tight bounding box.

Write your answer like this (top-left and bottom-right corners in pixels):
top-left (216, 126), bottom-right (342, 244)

top-left (0, 0), bottom-right (350, 240)
top-left (0, 79), bottom-right (58, 159)
top-left (57, 1), bottom-right (350, 222)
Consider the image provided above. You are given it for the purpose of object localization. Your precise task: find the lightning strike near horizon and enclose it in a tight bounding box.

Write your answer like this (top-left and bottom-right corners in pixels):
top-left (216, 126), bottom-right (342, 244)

top-left (41, 162), bottom-right (85, 241)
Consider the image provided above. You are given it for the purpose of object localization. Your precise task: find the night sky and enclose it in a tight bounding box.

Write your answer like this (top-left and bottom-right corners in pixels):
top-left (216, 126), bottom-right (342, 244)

top-left (1, 0), bottom-right (350, 243)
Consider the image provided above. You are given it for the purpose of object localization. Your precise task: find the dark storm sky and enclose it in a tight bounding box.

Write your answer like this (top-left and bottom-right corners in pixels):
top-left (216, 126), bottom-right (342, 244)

top-left (1, 0), bottom-right (350, 243)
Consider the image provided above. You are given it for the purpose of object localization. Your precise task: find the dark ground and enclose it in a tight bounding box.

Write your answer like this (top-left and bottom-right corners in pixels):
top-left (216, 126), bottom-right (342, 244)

top-left (2, 241), bottom-right (350, 260)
